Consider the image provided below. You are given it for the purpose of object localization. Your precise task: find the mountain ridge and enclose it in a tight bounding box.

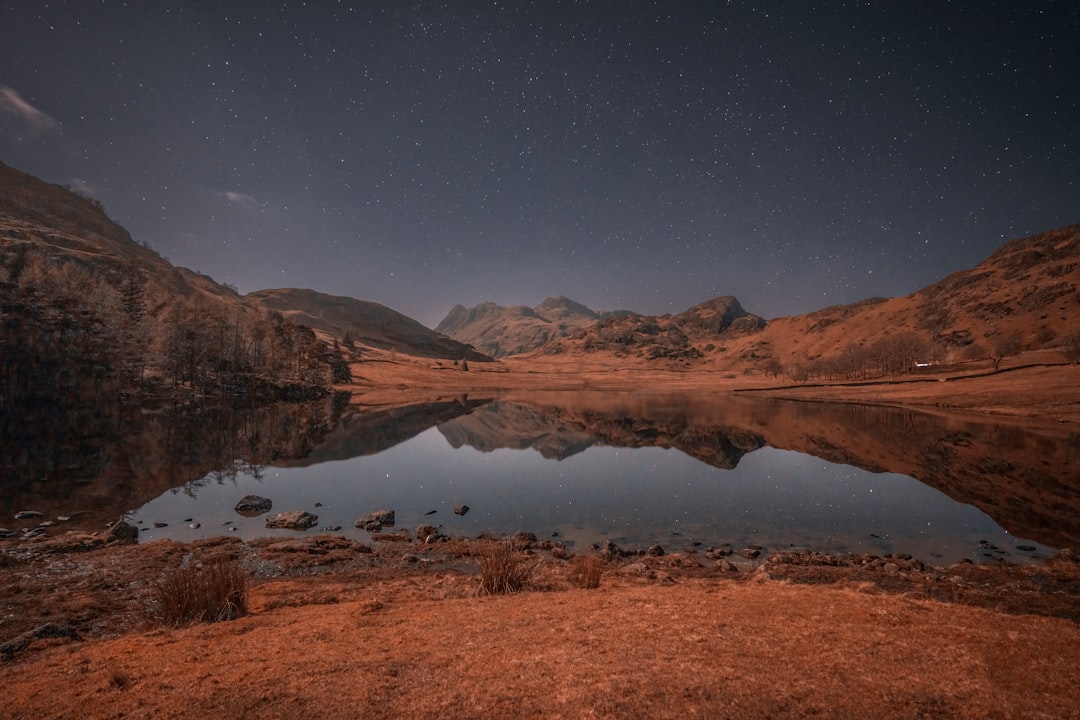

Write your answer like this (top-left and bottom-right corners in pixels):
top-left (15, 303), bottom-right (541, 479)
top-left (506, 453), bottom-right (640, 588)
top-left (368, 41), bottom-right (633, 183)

top-left (435, 295), bottom-right (632, 357)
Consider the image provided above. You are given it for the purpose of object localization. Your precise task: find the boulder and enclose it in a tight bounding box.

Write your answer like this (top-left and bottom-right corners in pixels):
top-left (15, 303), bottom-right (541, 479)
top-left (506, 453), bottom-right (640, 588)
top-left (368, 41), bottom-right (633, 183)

top-left (512, 531), bottom-right (538, 548)
top-left (107, 521), bottom-right (139, 544)
top-left (265, 511), bottom-right (318, 530)
top-left (235, 495), bottom-right (273, 516)
top-left (356, 510), bottom-right (395, 533)
top-left (365, 510), bottom-right (395, 526)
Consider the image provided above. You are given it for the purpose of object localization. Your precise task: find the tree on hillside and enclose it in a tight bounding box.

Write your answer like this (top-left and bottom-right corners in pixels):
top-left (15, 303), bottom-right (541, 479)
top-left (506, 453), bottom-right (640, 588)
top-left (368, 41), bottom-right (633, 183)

top-left (1062, 331), bottom-right (1080, 364)
top-left (990, 331), bottom-right (1022, 370)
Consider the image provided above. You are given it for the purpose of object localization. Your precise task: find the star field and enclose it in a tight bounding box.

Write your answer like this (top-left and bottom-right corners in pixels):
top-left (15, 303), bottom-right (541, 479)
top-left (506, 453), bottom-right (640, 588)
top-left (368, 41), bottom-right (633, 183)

top-left (1, 1), bottom-right (1077, 326)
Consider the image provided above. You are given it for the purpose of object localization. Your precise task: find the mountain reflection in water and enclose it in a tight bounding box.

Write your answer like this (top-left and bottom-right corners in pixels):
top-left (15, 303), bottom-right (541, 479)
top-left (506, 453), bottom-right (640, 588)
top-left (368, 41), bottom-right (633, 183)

top-left (4, 391), bottom-right (1076, 562)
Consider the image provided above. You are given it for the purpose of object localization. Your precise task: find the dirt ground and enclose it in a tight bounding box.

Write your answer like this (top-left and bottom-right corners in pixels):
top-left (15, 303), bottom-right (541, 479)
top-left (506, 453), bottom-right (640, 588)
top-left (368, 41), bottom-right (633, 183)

top-left (2, 533), bottom-right (1079, 720)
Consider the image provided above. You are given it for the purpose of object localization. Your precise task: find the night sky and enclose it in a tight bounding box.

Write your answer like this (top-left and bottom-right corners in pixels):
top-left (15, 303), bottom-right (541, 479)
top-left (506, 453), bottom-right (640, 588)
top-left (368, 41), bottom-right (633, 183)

top-left (2, 2), bottom-right (1077, 327)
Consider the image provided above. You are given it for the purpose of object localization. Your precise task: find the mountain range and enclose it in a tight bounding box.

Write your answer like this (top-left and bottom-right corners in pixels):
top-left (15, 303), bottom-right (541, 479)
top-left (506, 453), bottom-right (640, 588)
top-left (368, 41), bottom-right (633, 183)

top-left (2, 160), bottom-right (1078, 379)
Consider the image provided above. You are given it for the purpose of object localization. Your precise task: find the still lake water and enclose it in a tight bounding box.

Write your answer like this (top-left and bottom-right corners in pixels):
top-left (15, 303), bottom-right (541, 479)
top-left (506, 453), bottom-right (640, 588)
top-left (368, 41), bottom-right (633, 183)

top-left (116, 393), bottom-right (1076, 564)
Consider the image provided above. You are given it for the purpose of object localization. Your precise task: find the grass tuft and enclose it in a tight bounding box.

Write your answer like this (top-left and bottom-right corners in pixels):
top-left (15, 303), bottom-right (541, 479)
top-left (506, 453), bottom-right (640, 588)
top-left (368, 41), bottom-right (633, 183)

top-left (569, 554), bottom-right (604, 589)
top-left (476, 541), bottom-right (537, 595)
top-left (145, 558), bottom-right (248, 627)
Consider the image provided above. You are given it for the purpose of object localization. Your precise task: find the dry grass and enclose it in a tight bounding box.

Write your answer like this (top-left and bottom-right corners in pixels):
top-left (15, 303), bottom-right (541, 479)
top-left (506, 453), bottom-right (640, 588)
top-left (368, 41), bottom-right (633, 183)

top-left (476, 541), bottom-right (538, 595)
top-left (568, 553), bottom-right (604, 589)
top-left (144, 558), bottom-right (248, 627)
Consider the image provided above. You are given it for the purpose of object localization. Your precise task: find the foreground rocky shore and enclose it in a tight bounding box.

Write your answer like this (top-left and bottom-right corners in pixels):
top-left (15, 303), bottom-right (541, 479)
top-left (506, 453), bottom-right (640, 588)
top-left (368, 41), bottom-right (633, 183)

top-left (2, 529), bottom-right (1079, 718)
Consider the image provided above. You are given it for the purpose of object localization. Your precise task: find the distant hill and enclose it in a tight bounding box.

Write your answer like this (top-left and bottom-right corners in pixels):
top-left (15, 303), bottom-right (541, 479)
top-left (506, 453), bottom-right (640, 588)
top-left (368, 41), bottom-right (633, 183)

top-left (248, 288), bottom-right (490, 362)
top-left (435, 295), bottom-right (630, 357)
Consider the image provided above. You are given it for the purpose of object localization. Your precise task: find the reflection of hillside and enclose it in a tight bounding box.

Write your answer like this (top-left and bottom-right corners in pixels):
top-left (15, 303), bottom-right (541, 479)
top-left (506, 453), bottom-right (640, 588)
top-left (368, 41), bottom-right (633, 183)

top-left (285, 397), bottom-right (491, 466)
top-left (438, 402), bottom-right (596, 460)
top-left (437, 399), bottom-right (765, 469)
top-left (1, 394), bottom-right (492, 529)
top-left (1, 392), bottom-right (346, 528)
top-left (462, 392), bottom-right (1080, 549)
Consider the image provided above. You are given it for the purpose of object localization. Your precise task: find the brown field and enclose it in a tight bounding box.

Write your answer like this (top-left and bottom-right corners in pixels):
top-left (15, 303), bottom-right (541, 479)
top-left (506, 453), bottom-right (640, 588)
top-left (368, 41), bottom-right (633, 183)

top-left (2, 536), bottom-right (1079, 720)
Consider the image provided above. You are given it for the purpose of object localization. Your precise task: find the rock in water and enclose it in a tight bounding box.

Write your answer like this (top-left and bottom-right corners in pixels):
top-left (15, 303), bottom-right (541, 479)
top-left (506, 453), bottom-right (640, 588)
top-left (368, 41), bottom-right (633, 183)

top-left (454, 504), bottom-right (470, 516)
top-left (235, 495), bottom-right (273, 516)
top-left (265, 511), bottom-right (318, 530)
top-left (356, 510), bottom-right (395, 532)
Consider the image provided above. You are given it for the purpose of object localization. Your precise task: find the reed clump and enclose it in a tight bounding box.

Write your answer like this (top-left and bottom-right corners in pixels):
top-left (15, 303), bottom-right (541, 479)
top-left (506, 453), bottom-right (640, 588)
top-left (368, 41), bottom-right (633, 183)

top-left (476, 541), bottom-right (538, 595)
top-left (569, 553), bottom-right (604, 589)
top-left (145, 558), bottom-right (248, 626)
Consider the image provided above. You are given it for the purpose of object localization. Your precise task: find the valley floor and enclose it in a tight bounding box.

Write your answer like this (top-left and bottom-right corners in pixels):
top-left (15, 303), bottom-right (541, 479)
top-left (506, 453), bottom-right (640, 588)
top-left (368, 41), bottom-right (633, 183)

top-left (345, 349), bottom-right (1080, 425)
top-left (4, 354), bottom-right (1078, 719)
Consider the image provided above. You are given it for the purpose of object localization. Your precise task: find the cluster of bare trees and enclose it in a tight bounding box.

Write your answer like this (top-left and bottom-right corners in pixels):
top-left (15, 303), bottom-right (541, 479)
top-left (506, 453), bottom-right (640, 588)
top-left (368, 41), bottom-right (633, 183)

top-left (1, 247), bottom-right (344, 406)
top-left (782, 331), bottom-right (940, 382)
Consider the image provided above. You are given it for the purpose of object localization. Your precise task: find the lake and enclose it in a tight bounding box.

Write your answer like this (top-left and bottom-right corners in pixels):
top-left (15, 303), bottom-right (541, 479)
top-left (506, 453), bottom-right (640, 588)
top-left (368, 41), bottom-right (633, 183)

top-left (10, 390), bottom-right (1054, 565)
top-left (4, 391), bottom-right (1077, 564)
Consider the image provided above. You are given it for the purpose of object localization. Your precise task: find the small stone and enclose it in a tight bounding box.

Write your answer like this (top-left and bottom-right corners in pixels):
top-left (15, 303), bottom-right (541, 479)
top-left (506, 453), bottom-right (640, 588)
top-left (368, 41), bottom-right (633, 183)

top-left (454, 504), bottom-right (470, 516)
top-left (14, 511), bottom-right (44, 520)
top-left (425, 510), bottom-right (437, 516)
top-left (737, 546), bottom-right (762, 560)
top-left (356, 519), bottom-right (382, 532)
top-left (153, 522), bottom-right (168, 528)
top-left (323, 525), bottom-right (342, 532)
top-left (314, 502), bottom-right (323, 507)
top-left (647, 544), bottom-right (665, 557)
top-left (1016, 545), bottom-right (1037, 552)
top-left (416, 524), bottom-right (439, 539)
top-left (715, 559), bottom-right (738, 572)
top-left (883, 562), bottom-right (900, 575)
top-left (188, 523), bottom-right (201, 529)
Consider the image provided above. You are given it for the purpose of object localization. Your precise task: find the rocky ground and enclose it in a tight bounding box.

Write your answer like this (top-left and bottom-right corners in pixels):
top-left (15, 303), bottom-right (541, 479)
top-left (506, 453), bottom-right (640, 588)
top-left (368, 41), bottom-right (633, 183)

top-left (2, 530), bottom-right (1079, 719)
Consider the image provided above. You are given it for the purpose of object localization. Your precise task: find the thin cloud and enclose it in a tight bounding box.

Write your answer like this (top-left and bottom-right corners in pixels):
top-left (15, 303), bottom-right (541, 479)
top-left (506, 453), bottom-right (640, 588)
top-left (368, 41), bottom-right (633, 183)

top-left (223, 190), bottom-right (260, 211)
top-left (0, 85), bottom-right (58, 130)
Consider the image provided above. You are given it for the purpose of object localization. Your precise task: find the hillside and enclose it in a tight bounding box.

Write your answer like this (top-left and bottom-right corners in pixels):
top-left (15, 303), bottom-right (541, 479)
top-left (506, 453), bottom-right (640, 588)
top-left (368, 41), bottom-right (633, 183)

top-left (0, 161), bottom-right (346, 401)
top-left (435, 295), bottom-right (629, 357)
top-left (736, 223), bottom-right (1080, 379)
top-left (248, 288), bottom-right (490, 362)
top-left (535, 225), bottom-right (1080, 378)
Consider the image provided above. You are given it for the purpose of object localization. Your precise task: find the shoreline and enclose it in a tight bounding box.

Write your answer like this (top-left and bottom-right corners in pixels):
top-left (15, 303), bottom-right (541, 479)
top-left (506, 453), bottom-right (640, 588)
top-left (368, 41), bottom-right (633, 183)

top-left (2, 532), bottom-right (1079, 717)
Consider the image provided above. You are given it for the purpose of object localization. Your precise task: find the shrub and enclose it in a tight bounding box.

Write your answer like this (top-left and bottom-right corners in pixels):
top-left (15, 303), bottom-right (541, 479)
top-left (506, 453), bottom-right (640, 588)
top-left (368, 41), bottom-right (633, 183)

top-left (476, 541), bottom-right (537, 595)
top-left (569, 554), bottom-right (603, 589)
top-left (145, 558), bottom-right (248, 627)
